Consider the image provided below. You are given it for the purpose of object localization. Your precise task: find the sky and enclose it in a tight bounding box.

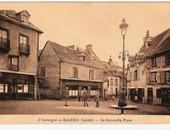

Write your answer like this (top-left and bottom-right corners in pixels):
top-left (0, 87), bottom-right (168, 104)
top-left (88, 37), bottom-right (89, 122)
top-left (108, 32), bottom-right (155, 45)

top-left (1, 2), bottom-right (170, 66)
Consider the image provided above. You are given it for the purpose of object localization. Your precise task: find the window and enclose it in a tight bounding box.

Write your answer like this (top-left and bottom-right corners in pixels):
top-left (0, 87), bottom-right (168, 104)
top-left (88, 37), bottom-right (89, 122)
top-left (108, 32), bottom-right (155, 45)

top-left (73, 67), bottom-right (78, 78)
top-left (19, 35), bottom-right (30, 55)
top-left (134, 70), bottom-right (138, 80)
top-left (166, 71), bottom-right (170, 84)
top-left (150, 72), bottom-right (157, 84)
top-left (151, 57), bottom-right (157, 67)
top-left (69, 86), bottom-right (78, 96)
top-left (166, 53), bottom-right (170, 66)
top-left (110, 78), bottom-right (113, 86)
top-left (22, 15), bottom-right (28, 23)
top-left (0, 28), bottom-right (10, 50)
top-left (39, 67), bottom-right (46, 78)
top-left (115, 79), bottom-right (118, 86)
top-left (9, 55), bottom-right (19, 71)
top-left (17, 79), bottom-right (29, 93)
top-left (89, 70), bottom-right (94, 79)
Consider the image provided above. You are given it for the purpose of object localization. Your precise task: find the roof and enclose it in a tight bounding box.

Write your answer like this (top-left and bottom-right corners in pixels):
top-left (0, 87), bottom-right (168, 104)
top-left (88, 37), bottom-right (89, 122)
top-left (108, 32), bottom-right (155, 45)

top-left (149, 35), bottom-right (170, 56)
top-left (0, 10), bottom-right (43, 33)
top-left (46, 41), bottom-right (103, 68)
top-left (144, 28), bottom-right (170, 57)
top-left (101, 61), bottom-right (123, 77)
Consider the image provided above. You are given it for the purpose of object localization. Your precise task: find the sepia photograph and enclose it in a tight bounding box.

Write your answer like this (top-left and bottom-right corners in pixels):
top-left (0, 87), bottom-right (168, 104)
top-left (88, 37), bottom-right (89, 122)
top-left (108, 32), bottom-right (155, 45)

top-left (0, 2), bottom-right (170, 124)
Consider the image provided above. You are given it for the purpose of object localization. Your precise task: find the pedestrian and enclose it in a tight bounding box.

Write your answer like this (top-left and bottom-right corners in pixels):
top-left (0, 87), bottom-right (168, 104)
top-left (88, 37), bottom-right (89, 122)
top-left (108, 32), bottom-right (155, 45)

top-left (94, 90), bottom-right (100, 107)
top-left (78, 90), bottom-right (81, 102)
top-left (82, 88), bottom-right (89, 107)
top-left (64, 87), bottom-right (69, 106)
top-left (118, 89), bottom-right (127, 115)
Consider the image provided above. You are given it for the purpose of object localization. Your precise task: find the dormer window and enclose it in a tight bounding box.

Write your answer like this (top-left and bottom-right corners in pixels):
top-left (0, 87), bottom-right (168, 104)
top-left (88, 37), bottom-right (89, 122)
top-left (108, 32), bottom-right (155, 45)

top-left (16, 10), bottom-right (30, 23)
top-left (22, 15), bottom-right (28, 23)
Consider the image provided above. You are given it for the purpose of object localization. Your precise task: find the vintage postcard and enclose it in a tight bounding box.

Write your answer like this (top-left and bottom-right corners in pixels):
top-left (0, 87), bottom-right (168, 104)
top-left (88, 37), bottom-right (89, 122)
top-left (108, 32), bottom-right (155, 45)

top-left (0, 2), bottom-right (170, 124)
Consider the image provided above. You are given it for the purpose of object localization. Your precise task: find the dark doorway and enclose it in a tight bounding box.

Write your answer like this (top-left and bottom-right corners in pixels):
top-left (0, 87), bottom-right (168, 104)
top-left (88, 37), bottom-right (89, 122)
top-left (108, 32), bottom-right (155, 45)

top-left (147, 88), bottom-right (153, 104)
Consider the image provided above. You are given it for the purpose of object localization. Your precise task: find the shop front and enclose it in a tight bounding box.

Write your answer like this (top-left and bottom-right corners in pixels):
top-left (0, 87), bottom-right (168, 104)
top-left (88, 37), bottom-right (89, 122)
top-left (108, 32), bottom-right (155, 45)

top-left (0, 72), bottom-right (35, 100)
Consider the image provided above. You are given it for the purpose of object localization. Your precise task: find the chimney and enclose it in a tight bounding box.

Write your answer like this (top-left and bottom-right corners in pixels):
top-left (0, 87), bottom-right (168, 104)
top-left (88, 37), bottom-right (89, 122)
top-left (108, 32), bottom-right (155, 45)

top-left (67, 45), bottom-right (75, 50)
top-left (86, 44), bottom-right (92, 58)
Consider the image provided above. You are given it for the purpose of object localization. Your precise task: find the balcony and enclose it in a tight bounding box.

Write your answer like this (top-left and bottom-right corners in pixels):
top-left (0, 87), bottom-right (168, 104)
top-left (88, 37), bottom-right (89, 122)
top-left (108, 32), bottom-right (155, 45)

top-left (0, 38), bottom-right (10, 52)
top-left (19, 43), bottom-right (30, 56)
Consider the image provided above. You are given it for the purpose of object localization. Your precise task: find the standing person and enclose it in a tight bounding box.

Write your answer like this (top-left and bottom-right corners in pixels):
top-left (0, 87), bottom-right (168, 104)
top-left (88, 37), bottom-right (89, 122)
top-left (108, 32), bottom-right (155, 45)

top-left (118, 89), bottom-right (127, 115)
top-left (64, 87), bottom-right (69, 106)
top-left (82, 88), bottom-right (89, 107)
top-left (94, 90), bottom-right (100, 107)
top-left (78, 89), bottom-right (81, 102)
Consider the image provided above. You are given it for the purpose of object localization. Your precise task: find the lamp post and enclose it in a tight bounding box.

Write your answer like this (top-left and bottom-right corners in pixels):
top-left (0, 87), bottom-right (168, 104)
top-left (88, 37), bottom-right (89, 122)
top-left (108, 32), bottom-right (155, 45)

top-left (119, 18), bottom-right (129, 93)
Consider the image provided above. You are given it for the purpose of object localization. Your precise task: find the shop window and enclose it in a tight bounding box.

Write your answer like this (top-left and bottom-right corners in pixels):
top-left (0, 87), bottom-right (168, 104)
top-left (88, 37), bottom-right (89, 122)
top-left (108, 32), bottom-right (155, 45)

top-left (17, 79), bottom-right (28, 93)
top-left (19, 35), bottom-right (30, 56)
top-left (89, 70), bottom-right (94, 79)
top-left (69, 86), bottom-right (78, 96)
top-left (73, 67), bottom-right (78, 78)
top-left (0, 28), bottom-right (10, 52)
top-left (8, 55), bottom-right (19, 71)
top-left (0, 84), bottom-right (3, 93)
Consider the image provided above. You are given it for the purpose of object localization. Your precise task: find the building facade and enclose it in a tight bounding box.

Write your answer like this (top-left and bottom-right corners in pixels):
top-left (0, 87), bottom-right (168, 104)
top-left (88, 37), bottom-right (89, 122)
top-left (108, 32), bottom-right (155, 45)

top-left (102, 56), bottom-right (123, 99)
top-left (0, 10), bottom-right (43, 100)
top-left (38, 41), bottom-right (103, 99)
top-left (127, 29), bottom-right (170, 105)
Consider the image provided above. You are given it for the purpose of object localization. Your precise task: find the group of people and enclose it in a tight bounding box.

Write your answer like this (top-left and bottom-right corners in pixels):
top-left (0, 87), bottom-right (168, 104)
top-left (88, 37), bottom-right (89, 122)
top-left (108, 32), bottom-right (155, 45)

top-left (64, 87), bottom-right (127, 114)
top-left (64, 87), bottom-right (100, 108)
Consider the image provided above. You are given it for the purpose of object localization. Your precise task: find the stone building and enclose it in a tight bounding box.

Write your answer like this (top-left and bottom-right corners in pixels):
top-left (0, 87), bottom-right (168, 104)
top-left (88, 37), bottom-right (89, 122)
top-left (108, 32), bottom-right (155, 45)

top-left (102, 56), bottom-right (123, 99)
top-left (127, 29), bottom-right (170, 105)
top-left (38, 41), bottom-right (103, 99)
top-left (0, 10), bottom-right (43, 100)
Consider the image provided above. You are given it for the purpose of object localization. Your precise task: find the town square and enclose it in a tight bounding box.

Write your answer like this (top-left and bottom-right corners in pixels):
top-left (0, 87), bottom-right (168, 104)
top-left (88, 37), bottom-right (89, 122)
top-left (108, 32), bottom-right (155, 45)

top-left (0, 3), bottom-right (170, 120)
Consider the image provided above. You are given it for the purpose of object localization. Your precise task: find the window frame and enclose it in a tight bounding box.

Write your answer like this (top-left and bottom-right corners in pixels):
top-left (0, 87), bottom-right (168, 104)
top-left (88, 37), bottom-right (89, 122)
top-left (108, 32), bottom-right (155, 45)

top-left (8, 55), bottom-right (19, 71)
top-left (166, 53), bottom-right (170, 66)
top-left (89, 69), bottom-right (94, 79)
top-left (73, 67), bottom-right (78, 78)
top-left (0, 27), bottom-right (10, 50)
top-left (19, 34), bottom-right (30, 55)
top-left (151, 57), bottom-right (157, 68)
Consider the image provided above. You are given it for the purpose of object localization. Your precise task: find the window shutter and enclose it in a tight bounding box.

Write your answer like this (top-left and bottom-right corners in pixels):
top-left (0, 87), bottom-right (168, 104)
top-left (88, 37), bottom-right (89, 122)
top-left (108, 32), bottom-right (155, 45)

top-left (147, 59), bottom-right (150, 69)
top-left (160, 72), bottom-right (165, 84)
top-left (161, 55), bottom-right (166, 67)
top-left (156, 72), bottom-right (160, 83)
top-left (146, 71), bottom-right (150, 84)
top-left (156, 57), bottom-right (161, 68)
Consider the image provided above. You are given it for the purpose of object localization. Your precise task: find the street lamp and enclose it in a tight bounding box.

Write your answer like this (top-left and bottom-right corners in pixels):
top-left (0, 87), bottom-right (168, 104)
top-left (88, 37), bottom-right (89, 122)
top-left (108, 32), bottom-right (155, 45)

top-left (119, 18), bottom-right (129, 93)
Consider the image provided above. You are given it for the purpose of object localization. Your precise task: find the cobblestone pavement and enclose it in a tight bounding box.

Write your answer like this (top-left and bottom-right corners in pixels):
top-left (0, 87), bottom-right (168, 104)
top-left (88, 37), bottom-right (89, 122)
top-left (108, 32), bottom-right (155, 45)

top-left (0, 98), bottom-right (170, 115)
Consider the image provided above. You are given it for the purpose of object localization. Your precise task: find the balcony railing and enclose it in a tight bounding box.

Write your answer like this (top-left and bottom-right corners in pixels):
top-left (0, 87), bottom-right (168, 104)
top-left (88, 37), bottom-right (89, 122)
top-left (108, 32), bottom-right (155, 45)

top-left (9, 65), bottom-right (19, 71)
top-left (19, 43), bottom-right (30, 56)
top-left (0, 38), bottom-right (10, 52)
